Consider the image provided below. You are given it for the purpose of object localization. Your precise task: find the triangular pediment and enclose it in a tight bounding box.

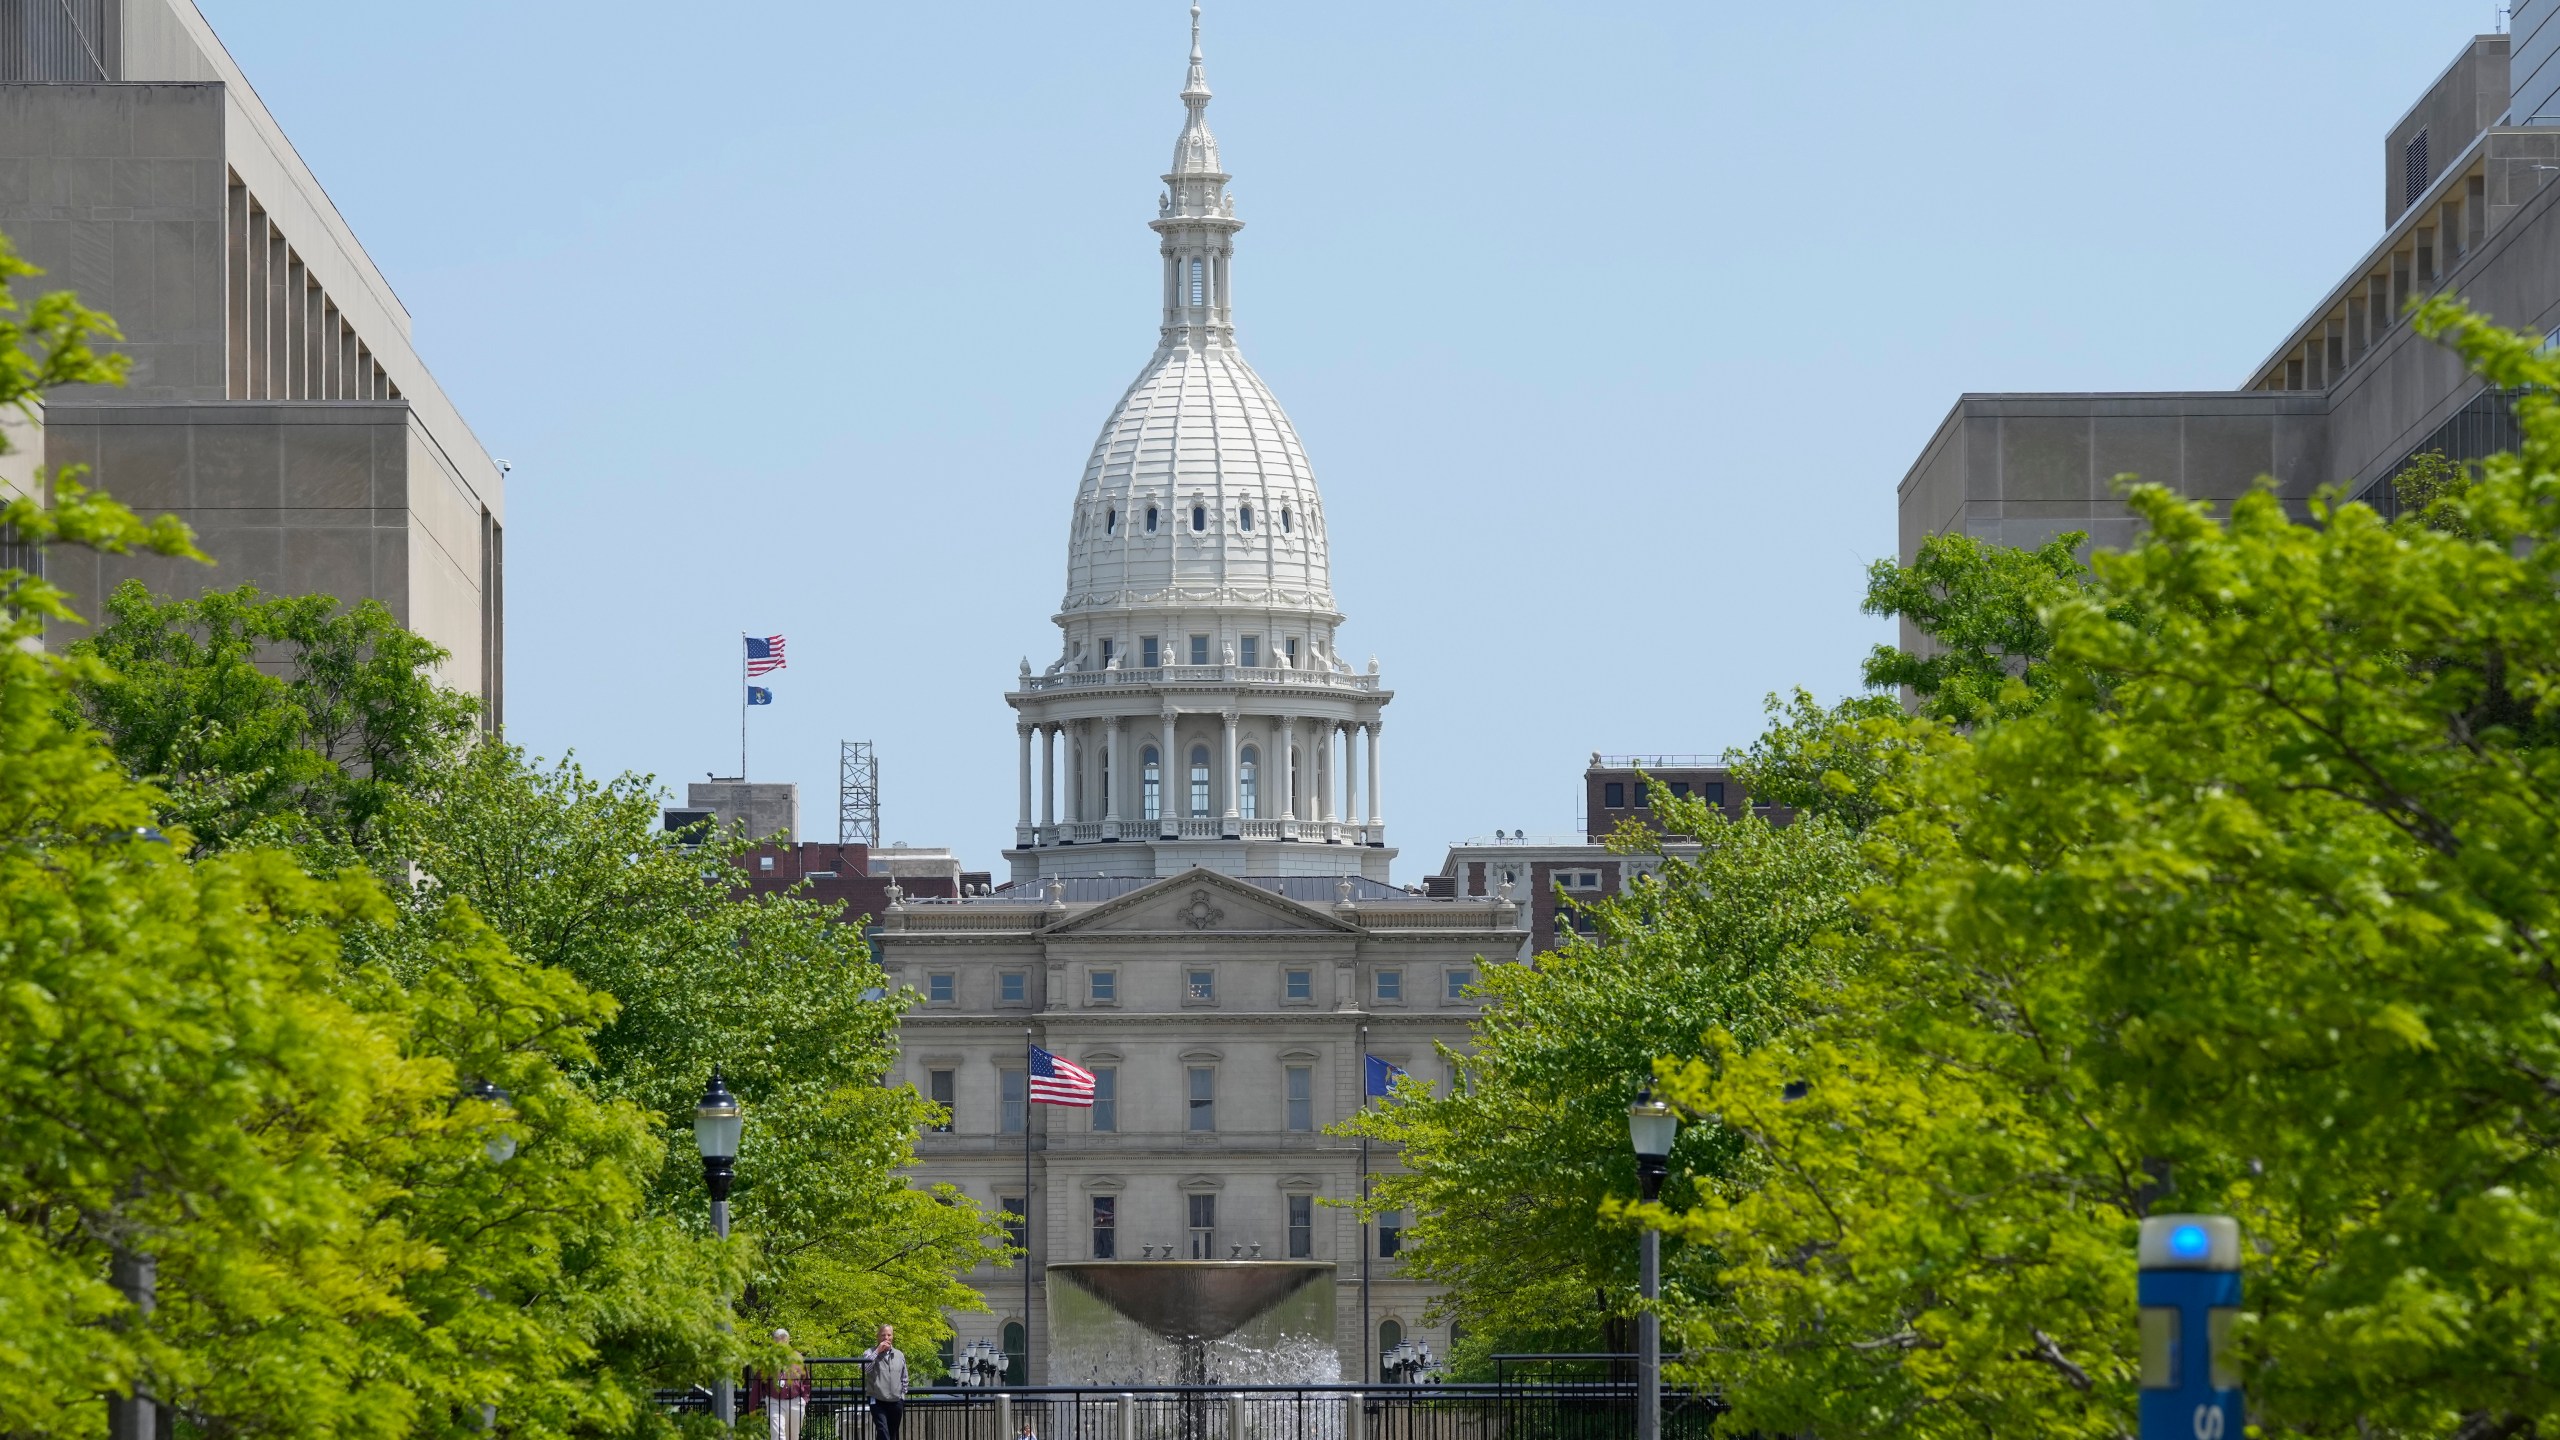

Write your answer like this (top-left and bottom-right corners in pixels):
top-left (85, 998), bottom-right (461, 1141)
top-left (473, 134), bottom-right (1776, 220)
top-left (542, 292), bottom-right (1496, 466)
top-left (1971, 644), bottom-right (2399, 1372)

top-left (1050, 868), bottom-right (1361, 936)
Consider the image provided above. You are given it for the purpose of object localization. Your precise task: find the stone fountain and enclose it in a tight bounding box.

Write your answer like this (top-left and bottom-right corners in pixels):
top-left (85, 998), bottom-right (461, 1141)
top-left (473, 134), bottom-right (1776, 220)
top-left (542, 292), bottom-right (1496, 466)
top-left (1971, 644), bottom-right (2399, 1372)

top-left (1046, 1259), bottom-right (1340, 1387)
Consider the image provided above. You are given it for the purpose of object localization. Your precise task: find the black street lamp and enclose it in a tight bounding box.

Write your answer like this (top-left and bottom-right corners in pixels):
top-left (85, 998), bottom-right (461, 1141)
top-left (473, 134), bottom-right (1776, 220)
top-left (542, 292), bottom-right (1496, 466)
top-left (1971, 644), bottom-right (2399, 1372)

top-left (695, 1069), bottom-right (744, 1428)
top-left (1627, 1083), bottom-right (1680, 1440)
top-left (467, 1078), bottom-right (515, 1432)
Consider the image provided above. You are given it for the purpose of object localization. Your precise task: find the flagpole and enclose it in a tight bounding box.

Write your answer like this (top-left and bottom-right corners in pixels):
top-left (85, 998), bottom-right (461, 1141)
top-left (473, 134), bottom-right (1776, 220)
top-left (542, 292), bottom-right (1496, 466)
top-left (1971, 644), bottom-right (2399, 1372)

top-left (1359, 1022), bottom-right (1371, 1386)
top-left (1013, 1019), bottom-right (1024, 1383)
top-left (738, 632), bottom-right (748, 779)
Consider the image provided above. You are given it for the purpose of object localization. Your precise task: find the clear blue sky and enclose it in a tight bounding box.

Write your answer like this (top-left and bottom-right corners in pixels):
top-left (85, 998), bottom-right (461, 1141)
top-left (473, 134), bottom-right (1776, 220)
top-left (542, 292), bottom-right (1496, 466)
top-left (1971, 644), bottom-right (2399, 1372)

top-left (203, 0), bottom-right (2491, 878)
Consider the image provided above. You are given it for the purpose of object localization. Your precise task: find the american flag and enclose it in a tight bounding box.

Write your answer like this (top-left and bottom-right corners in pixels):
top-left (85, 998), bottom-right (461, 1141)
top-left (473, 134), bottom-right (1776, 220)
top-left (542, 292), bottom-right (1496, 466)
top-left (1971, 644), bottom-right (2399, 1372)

top-left (745, 634), bottom-right (787, 676)
top-left (1028, 1044), bottom-right (1096, 1107)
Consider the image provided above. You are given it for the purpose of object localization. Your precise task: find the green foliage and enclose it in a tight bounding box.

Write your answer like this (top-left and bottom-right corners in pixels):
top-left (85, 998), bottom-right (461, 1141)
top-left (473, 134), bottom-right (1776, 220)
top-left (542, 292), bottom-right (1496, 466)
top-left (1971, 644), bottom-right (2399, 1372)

top-left (72, 581), bottom-right (480, 857)
top-left (1859, 527), bottom-right (2093, 724)
top-left (0, 228), bottom-right (128, 427)
top-left (1337, 794), bottom-right (1868, 1365)
top-left (2390, 448), bottom-right (2473, 528)
top-left (1619, 305), bottom-right (2560, 1438)
top-left (390, 745), bottom-right (1007, 1354)
top-left (1727, 688), bottom-right (1910, 833)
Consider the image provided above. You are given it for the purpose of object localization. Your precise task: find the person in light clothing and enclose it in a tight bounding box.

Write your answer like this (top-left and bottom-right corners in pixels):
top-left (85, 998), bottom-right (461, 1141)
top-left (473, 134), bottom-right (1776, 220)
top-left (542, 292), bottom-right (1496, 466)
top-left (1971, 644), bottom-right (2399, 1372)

top-left (861, 1324), bottom-right (909, 1440)
top-left (766, 1329), bottom-right (811, 1440)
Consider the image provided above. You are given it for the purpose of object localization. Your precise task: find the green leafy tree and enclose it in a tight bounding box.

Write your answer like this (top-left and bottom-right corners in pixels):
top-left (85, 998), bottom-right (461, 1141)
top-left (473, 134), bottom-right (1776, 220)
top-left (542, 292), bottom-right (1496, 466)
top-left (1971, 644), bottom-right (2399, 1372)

top-left (72, 581), bottom-right (479, 857)
top-left (1630, 304), bottom-right (2560, 1438)
top-left (1859, 527), bottom-right (2094, 724)
top-left (1338, 796), bottom-right (1869, 1368)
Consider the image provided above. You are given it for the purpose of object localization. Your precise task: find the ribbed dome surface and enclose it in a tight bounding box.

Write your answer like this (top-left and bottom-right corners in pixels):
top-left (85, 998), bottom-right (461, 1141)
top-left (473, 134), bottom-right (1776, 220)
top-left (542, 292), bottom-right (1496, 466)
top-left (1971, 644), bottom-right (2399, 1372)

top-left (1060, 336), bottom-right (1333, 619)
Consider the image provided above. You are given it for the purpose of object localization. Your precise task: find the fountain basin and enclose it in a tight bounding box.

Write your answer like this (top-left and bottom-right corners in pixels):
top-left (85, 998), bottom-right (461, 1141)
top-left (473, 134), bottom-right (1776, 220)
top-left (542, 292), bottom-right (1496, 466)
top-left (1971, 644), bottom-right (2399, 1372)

top-left (1048, 1260), bottom-right (1339, 1386)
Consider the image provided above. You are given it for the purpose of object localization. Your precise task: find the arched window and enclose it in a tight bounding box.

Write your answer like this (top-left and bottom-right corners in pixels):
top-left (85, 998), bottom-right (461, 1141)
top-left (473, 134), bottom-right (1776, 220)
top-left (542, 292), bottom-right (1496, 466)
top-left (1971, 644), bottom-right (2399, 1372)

top-left (1145, 505), bottom-right (1159, 533)
top-left (1189, 258), bottom-right (1204, 306)
top-left (1191, 504), bottom-right (1206, 532)
top-left (1002, 1320), bottom-right (1027, 1386)
top-left (1142, 746), bottom-right (1161, 821)
top-left (1105, 507), bottom-right (1117, 535)
top-left (1281, 506), bottom-right (1292, 533)
top-left (1289, 746), bottom-right (1301, 816)
top-left (1378, 1320), bottom-right (1403, 1381)
top-left (1239, 745), bottom-right (1259, 819)
top-left (1239, 504), bottom-right (1254, 532)
top-left (1188, 745), bottom-right (1211, 818)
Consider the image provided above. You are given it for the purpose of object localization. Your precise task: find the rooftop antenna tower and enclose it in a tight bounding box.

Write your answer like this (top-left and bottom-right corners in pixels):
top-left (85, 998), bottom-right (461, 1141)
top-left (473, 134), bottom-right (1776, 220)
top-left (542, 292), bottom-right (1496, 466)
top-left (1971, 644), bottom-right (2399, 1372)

top-left (839, 740), bottom-right (880, 846)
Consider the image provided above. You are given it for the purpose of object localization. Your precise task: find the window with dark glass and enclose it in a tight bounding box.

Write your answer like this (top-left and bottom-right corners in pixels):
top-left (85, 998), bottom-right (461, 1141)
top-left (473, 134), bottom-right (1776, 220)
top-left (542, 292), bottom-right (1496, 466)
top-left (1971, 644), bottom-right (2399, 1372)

top-left (1001, 1070), bottom-right (1025, 1135)
top-left (1187, 969), bottom-right (1215, 1002)
top-left (1189, 745), bottom-right (1211, 817)
top-left (1001, 1195), bottom-right (1028, 1260)
top-left (1100, 638), bottom-right (1114, 667)
top-left (1239, 504), bottom-right (1254, 531)
top-left (1000, 971), bottom-right (1027, 1004)
top-left (1191, 504), bottom-right (1206, 532)
top-left (1141, 635), bottom-right (1160, 668)
top-left (1104, 508), bottom-right (1117, 534)
top-left (1379, 1210), bottom-right (1404, 1258)
top-left (1091, 1067), bottom-right (1117, 1131)
top-left (1704, 782), bottom-right (1724, 805)
top-left (1188, 1193), bottom-right (1217, 1257)
top-left (1090, 969), bottom-right (1116, 1004)
top-left (1603, 781), bottom-right (1625, 808)
top-left (1145, 506), bottom-right (1159, 534)
top-left (1091, 1196), bottom-right (1117, 1258)
top-left (1189, 634), bottom-right (1210, 666)
top-left (1188, 1066), bottom-right (1216, 1131)
top-left (1285, 968), bottom-right (1312, 1002)
top-left (928, 973), bottom-right (956, 1004)
top-left (1286, 1065), bottom-right (1314, 1131)
top-left (1240, 635), bottom-right (1259, 668)
top-left (928, 1069), bottom-right (955, 1132)
top-left (1281, 507), bottom-right (1292, 532)
top-left (1376, 969), bottom-right (1403, 1003)
top-left (1670, 780), bottom-right (1690, 799)
top-left (1446, 967), bottom-right (1475, 1002)
top-left (1288, 1193), bottom-right (1313, 1257)
top-left (1284, 637), bottom-right (1299, 664)
top-left (1002, 1322), bottom-right (1026, 1386)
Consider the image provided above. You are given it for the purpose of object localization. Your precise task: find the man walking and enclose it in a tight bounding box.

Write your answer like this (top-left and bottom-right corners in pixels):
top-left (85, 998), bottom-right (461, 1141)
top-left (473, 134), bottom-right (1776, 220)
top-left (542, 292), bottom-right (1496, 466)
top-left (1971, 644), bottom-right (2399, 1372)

top-left (861, 1324), bottom-right (909, 1440)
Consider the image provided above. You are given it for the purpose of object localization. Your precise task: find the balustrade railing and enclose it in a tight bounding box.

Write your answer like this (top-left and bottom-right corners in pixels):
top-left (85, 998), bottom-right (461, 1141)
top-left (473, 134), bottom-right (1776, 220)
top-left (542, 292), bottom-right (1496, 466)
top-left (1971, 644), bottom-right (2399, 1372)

top-left (1018, 664), bottom-right (1382, 695)
top-left (658, 1380), bottom-right (1724, 1440)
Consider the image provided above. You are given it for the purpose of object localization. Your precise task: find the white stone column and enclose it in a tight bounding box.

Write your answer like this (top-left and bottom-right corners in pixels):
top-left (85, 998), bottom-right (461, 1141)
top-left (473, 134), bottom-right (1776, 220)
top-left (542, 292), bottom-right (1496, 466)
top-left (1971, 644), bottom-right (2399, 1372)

top-left (1317, 724), bottom-right (1334, 824)
top-left (1160, 709), bottom-right (1178, 837)
top-left (1103, 716), bottom-right (1122, 838)
top-left (1341, 721), bottom-right (1359, 838)
top-left (1017, 723), bottom-right (1035, 845)
top-left (1221, 709), bottom-right (1241, 835)
top-left (1366, 721), bottom-right (1383, 835)
top-left (1280, 716), bottom-right (1299, 835)
top-left (1040, 722), bottom-right (1057, 836)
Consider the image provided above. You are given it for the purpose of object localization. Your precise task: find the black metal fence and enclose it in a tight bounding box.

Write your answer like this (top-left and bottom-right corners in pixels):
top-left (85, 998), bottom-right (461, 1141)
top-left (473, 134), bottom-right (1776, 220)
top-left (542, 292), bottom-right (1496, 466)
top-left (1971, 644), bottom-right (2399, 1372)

top-left (662, 1377), bottom-right (1722, 1440)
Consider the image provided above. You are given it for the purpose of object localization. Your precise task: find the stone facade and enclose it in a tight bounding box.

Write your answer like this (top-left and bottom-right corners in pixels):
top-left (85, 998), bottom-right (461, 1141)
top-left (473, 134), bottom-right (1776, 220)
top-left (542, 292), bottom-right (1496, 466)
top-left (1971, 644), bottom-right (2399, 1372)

top-left (877, 868), bottom-right (1514, 1384)
top-left (0, 0), bottom-right (504, 720)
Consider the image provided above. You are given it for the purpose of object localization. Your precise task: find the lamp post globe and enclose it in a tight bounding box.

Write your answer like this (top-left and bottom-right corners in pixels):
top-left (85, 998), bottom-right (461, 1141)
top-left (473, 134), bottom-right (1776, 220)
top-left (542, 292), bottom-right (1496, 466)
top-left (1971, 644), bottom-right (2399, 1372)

top-left (1627, 1082), bottom-right (1680, 1440)
top-left (694, 1068), bottom-right (744, 1428)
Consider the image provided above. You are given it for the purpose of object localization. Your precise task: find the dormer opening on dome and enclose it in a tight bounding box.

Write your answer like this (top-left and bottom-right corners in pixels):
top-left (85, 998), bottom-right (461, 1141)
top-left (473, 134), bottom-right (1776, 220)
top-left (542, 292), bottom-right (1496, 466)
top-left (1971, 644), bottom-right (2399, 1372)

top-left (1191, 504), bottom-right (1206, 532)
top-left (1146, 506), bottom-right (1159, 533)
top-left (1240, 504), bottom-right (1254, 532)
top-left (1106, 507), bottom-right (1118, 535)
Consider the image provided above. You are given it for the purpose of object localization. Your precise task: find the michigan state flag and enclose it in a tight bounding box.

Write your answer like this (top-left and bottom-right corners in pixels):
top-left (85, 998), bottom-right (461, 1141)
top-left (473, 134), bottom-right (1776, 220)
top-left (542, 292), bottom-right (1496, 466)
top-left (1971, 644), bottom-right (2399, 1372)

top-left (746, 686), bottom-right (773, 706)
top-left (1365, 1054), bottom-right (1409, 1100)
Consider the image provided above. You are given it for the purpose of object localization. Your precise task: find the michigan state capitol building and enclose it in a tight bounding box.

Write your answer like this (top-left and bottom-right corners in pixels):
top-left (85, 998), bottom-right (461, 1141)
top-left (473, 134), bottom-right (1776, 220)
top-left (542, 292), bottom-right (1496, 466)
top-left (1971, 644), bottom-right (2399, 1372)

top-left (873, 7), bottom-right (1515, 1386)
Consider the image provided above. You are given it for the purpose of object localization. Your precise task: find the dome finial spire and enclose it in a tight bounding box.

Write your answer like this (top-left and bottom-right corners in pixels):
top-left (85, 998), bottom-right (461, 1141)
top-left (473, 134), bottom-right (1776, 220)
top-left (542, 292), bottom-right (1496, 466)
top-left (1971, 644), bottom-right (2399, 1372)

top-left (1183, 1), bottom-right (1211, 105)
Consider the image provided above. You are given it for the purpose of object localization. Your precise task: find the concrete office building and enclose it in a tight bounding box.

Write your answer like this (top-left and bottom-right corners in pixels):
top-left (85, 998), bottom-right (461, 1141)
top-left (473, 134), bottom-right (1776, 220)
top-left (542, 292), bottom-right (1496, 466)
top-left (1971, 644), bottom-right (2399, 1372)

top-left (877, 10), bottom-right (1511, 1385)
top-left (1897, 23), bottom-right (2560, 579)
top-left (0, 0), bottom-right (505, 718)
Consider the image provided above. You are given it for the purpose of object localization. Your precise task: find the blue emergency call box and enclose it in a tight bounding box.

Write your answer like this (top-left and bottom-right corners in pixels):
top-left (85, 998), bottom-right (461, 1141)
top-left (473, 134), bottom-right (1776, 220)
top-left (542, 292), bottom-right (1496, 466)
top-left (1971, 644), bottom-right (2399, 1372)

top-left (2138, 1214), bottom-right (2242, 1440)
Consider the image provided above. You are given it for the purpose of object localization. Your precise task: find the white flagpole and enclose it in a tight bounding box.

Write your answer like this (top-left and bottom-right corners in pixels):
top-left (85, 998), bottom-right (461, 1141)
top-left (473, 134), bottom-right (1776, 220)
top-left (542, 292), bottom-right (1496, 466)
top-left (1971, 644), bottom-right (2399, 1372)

top-left (739, 632), bottom-right (748, 779)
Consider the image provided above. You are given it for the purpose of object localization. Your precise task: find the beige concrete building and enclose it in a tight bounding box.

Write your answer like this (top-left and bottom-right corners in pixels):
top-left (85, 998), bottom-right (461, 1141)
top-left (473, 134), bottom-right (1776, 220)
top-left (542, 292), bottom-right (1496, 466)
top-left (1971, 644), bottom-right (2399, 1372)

top-left (879, 10), bottom-right (1510, 1386)
top-left (0, 0), bottom-right (505, 719)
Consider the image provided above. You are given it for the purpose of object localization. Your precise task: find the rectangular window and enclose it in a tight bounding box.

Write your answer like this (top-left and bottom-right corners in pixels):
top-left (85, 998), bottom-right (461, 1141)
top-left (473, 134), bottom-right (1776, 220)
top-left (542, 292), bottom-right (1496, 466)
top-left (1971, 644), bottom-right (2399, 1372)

top-left (1378, 1209), bottom-right (1404, 1258)
top-left (928, 973), bottom-right (956, 1004)
top-left (1704, 782), bottom-right (1725, 805)
top-left (1189, 634), bottom-right (1210, 666)
top-left (1187, 969), bottom-right (1215, 1002)
top-left (928, 1068), bottom-right (955, 1133)
top-left (1288, 1193), bottom-right (1314, 1258)
top-left (1284, 637), bottom-right (1299, 665)
top-left (1141, 635), bottom-right (1160, 668)
top-left (1284, 968), bottom-right (1313, 1002)
top-left (1603, 781), bottom-right (1625, 808)
top-left (1091, 1196), bottom-right (1117, 1259)
top-left (1089, 969), bottom-right (1117, 1004)
top-left (1669, 780), bottom-right (1689, 799)
top-left (1286, 1065), bottom-right (1314, 1132)
top-left (1000, 971), bottom-right (1028, 1004)
top-left (1188, 1193), bottom-right (1217, 1258)
top-left (1188, 1066), bottom-right (1216, 1131)
top-left (1100, 638), bottom-right (1114, 668)
top-left (1001, 1195), bottom-right (1028, 1263)
top-left (1001, 1069), bottom-right (1026, 1135)
top-left (1376, 969), bottom-right (1403, 1002)
top-left (1091, 1066), bottom-right (1117, 1132)
top-left (1446, 967), bottom-right (1475, 1002)
top-left (1240, 635), bottom-right (1260, 667)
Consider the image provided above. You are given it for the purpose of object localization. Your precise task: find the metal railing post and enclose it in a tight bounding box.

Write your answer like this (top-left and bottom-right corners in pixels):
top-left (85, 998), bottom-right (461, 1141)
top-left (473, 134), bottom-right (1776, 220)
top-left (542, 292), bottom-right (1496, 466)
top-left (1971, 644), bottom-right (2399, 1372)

top-left (1227, 1393), bottom-right (1246, 1440)
top-left (1119, 1392), bottom-right (1136, 1440)
top-left (996, 1393), bottom-right (1013, 1440)
top-left (1344, 1390), bottom-right (1363, 1440)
